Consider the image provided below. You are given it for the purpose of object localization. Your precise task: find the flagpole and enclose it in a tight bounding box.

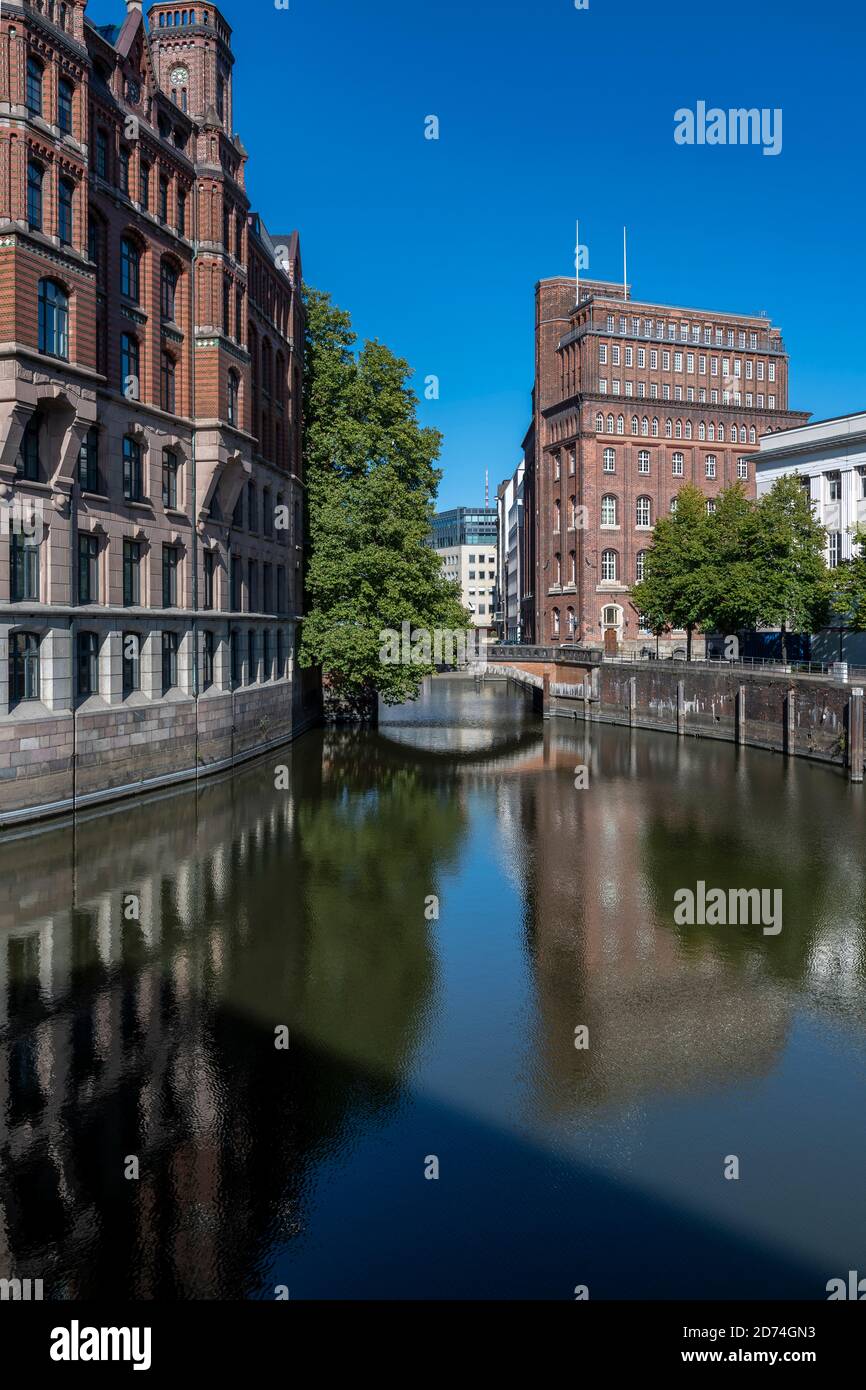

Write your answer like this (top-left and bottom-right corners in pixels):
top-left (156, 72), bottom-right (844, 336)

top-left (575, 218), bottom-right (580, 307)
top-left (623, 226), bottom-right (627, 302)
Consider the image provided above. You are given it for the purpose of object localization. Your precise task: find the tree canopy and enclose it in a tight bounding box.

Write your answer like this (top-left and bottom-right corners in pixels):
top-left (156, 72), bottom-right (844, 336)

top-left (299, 287), bottom-right (469, 707)
top-left (631, 476), bottom-right (831, 658)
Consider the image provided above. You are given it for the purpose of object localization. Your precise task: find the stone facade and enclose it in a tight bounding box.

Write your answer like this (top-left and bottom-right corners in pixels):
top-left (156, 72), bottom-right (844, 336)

top-left (0, 1), bottom-right (316, 824)
top-left (522, 277), bottom-right (811, 649)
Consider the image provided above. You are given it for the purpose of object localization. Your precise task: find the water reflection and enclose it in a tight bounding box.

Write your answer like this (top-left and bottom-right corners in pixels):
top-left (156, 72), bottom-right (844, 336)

top-left (1, 675), bottom-right (865, 1298)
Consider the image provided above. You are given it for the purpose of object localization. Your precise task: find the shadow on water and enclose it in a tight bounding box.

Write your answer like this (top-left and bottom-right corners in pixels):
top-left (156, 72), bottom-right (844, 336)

top-left (0, 676), bottom-right (863, 1297)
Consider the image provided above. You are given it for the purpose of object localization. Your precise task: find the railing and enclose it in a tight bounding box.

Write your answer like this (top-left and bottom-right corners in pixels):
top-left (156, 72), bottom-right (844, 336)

top-left (492, 644), bottom-right (604, 664)
top-left (605, 653), bottom-right (840, 677)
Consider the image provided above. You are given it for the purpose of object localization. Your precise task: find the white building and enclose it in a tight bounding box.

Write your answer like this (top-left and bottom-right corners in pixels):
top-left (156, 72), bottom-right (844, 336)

top-left (756, 412), bottom-right (866, 567)
top-left (756, 411), bottom-right (866, 661)
top-left (495, 460), bottom-right (524, 642)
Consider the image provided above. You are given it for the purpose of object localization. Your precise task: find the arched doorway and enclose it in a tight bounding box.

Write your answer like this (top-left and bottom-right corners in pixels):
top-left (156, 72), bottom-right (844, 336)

top-left (602, 604), bottom-right (622, 654)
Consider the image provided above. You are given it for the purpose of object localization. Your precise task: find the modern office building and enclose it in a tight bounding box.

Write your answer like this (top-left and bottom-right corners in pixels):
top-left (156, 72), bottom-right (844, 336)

top-left (521, 276), bottom-right (810, 649)
top-left (0, 1), bottom-right (316, 824)
top-left (430, 506), bottom-right (497, 632)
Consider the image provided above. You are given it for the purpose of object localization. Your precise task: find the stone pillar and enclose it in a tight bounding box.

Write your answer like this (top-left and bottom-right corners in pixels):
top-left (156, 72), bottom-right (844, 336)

top-left (676, 679), bottom-right (685, 736)
top-left (101, 629), bottom-right (123, 705)
top-left (736, 684), bottom-right (746, 746)
top-left (0, 624), bottom-right (10, 718)
top-left (215, 627), bottom-right (231, 692)
top-left (140, 630), bottom-right (162, 701)
top-left (849, 687), bottom-right (864, 783)
top-left (178, 626), bottom-right (195, 696)
top-left (41, 624), bottom-right (73, 712)
top-left (785, 687), bottom-right (796, 756)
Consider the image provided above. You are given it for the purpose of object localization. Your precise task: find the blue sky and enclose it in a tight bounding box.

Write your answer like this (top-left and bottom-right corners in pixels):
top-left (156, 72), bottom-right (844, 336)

top-left (91, 0), bottom-right (866, 509)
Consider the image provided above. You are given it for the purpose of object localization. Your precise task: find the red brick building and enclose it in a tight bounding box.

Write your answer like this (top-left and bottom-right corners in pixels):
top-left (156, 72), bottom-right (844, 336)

top-left (521, 277), bottom-right (809, 650)
top-left (0, 1), bottom-right (313, 823)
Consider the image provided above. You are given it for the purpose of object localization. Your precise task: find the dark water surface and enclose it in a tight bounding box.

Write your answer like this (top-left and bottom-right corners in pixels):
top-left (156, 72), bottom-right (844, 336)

top-left (1, 674), bottom-right (865, 1299)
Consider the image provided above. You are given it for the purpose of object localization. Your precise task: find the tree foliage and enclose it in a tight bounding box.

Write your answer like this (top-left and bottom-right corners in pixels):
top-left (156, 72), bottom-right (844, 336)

top-left (631, 476), bottom-right (831, 657)
top-left (299, 287), bottom-right (469, 704)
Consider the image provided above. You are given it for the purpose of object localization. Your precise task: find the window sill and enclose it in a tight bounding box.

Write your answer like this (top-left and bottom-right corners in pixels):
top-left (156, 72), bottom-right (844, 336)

top-left (124, 499), bottom-right (153, 511)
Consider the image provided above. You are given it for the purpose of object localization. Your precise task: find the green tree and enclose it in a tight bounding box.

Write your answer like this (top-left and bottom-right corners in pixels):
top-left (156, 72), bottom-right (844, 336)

top-left (631, 485), bottom-right (714, 659)
top-left (701, 484), bottom-right (764, 639)
top-left (751, 475), bottom-right (831, 661)
top-left (830, 524), bottom-right (866, 645)
top-left (299, 288), bottom-right (469, 715)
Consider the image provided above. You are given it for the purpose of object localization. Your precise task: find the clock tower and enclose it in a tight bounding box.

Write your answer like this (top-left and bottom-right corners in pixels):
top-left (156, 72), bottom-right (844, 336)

top-left (147, 4), bottom-right (235, 130)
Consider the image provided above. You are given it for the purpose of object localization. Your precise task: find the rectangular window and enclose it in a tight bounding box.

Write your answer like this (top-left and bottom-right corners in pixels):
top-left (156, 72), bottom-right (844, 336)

top-left (162, 448), bottom-right (179, 508)
top-left (203, 550), bottom-right (216, 610)
top-left (78, 533), bottom-right (99, 604)
top-left (77, 630), bottom-right (99, 697)
top-left (201, 630), bottom-right (214, 690)
top-left (262, 628), bottom-right (271, 680)
top-left (177, 189), bottom-right (186, 236)
top-left (162, 545), bottom-right (179, 607)
top-left (140, 162), bottom-right (150, 209)
top-left (78, 426), bottom-right (100, 492)
top-left (230, 629), bottom-right (241, 685)
top-left (161, 630), bottom-right (178, 693)
top-left (10, 533), bottom-right (40, 601)
top-left (159, 174), bottom-right (169, 223)
top-left (58, 179), bottom-right (74, 244)
top-left (95, 129), bottom-right (108, 179)
top-left (827, 471), bottom-right (842, 501)
top-left (247, 629), bottom-right (257, 682)
top-left (247, 558), bottom-right (258, 611)
top-left (123, 436), bottom-right (144, 500)
top-left (230, 553), bottom-right (242, 610)
top-left (123, 538), bottom-right (142, 606)
top-left (119, 147), bottom-right (130, 194)
top-left (122, 632), bottom-right (140, 695)
top-left (263, 563), bottom-right (273, 613)
top-left (829, 532), bottom-right (842, 568)
top-left (160, 352), bottom-right (176, 413)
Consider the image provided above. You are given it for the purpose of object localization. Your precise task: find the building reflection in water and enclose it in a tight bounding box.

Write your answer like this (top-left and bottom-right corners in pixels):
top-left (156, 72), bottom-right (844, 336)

top-left (1, 675), bottom-right (865, 1297)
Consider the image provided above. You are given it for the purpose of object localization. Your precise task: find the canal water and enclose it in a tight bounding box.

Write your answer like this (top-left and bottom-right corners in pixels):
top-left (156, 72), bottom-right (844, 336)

top-left (1, 673), bottom-right (864, 1299)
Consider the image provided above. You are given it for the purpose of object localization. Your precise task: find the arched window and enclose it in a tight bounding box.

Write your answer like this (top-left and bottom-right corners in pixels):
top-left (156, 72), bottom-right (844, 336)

top-left (595, 412), bottom-right (604, 432)
top-left (665, 418), bottom-right (673, 438)
top-left (636, 496), bottom-right (652, 527)
top-left (708, 423), bottom-right (716, 441)
top-left (685, 421), bottom-right (693, 439)
top-left (569, 495), bottom-right (577, 529)
top-left (553, 498), bottom-right (560, 532)
top-left (635, 550), bottom-right (647, 582)
top-left (26, 56), bottom-right (43, 115)
top-left (641, 416), bottom-right (649, 436)
top-left (698, 421), bottom-right (706, 440)
top-left (631, 415), bottom-right (639, 436)
top-left (601, 549), bottom-right (618, 582)
top-left (740, 425), bottom-right (747, 443)
top-left (706, 498), bottom-right (716, 515)
top-left (568, 550), bottom-right (576, 584)
top-left (675, 419), bottom-right (682, 439)
top-left (651, 418), bottom-right (659, 438)
top-left (617, 415), bottom-right (625, 435)
top-left (601, 494), bottom-right (618, 527)
top-left (228, 369), bottom-right (239, 426)
top-left (121, 237), bottom-right (140, 300)
top-left (553, 551), bottom-right (561, 584)
top-left (749, 426), bottom-right (756, 444)
top-left (27, 160), bottom-right (44, 230)
top-left (718, 423), bottom-right (726, 442)
top-left (607, 414), bottom-right (614, 434)
top-left (603, 603), bottom-right (620, 625)
top-left (9, 632), bottom-right (40, 706)
top-left (670, 497), bottom-right (678, 512)
top-left (551, 607), bottom-right (560, 637)
top-left (38, 279), bottom-right (69, 358)
top-left (566, 606), bottom-right (576, 636)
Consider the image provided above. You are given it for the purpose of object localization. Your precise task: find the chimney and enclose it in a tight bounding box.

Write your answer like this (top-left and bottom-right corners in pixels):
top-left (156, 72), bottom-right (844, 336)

top-left (127, 1), bottom-right (143, 12)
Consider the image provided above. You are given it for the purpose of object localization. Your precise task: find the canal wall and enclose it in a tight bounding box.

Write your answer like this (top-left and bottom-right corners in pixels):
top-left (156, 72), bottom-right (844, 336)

top-left (536, 659), bottom-right (862, 776)
top-left (0, 666), bottom-right (322, 829)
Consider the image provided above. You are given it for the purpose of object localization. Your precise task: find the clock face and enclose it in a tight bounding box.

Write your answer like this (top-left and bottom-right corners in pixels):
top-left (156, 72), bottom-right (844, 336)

top-left (126, 79), bottom-right (140, 103)
top-left (170, 67), bottom-right (189, 87)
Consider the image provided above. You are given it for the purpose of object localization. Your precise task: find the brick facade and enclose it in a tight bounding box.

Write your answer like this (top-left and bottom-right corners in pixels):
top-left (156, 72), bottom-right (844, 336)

top-left (522, 277), bottom-right (810, 649)
top-left (0, 0), bottom-right (313, 823)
